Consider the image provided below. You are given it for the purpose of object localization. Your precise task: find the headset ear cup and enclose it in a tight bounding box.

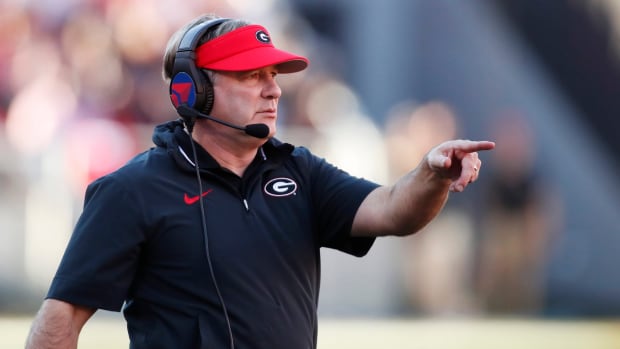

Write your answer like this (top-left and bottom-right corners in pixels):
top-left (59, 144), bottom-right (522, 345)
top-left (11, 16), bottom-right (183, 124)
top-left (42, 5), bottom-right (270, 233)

top-left (170, 18), bottom-right (229, 115)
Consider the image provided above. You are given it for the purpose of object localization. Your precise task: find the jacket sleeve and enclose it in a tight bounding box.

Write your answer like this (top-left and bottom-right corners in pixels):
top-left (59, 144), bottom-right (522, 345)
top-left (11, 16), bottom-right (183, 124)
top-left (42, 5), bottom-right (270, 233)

top-left (46, 174), bottom-right (147, 311)
top-left (305, 150), bottom-right (380, 257)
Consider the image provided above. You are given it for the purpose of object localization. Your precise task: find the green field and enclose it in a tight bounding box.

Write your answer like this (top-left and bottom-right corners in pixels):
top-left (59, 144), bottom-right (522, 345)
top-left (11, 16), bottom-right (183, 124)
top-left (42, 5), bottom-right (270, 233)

top-left (5, 314), bottom-right (620, 349)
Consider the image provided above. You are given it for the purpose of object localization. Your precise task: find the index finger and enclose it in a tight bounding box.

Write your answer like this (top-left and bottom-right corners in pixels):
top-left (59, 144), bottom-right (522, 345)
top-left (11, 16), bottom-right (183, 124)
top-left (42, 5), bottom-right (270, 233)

top-left (448, 140), bottom-right (495, 153)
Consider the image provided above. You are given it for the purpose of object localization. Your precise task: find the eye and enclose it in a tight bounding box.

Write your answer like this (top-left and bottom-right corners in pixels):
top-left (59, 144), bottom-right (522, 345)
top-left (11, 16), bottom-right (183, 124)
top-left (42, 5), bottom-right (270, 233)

top-left (246, 71), bottom-right (260, 80)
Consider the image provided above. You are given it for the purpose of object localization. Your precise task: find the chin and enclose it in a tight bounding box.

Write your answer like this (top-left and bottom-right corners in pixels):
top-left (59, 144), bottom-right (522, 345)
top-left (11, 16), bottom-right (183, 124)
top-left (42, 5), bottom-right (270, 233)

top-left (262, 122), bottom-right (275, 137)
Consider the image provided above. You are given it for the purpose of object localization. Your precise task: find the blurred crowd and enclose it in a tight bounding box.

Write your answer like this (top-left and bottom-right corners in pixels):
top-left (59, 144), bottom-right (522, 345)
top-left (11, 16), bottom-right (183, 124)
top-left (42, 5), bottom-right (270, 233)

top-left (1, 0), bottom-right (564, 318)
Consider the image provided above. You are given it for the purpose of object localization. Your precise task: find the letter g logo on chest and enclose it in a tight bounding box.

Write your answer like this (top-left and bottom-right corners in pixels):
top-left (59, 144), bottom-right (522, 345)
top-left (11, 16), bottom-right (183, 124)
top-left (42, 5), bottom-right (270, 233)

top-left (264, 177), bottom-right (297, 197)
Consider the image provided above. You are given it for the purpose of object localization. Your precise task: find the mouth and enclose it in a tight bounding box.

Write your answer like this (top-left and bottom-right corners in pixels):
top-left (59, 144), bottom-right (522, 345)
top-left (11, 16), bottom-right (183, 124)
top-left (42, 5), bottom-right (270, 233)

top-left (257, 109), bottom-right (277, 117)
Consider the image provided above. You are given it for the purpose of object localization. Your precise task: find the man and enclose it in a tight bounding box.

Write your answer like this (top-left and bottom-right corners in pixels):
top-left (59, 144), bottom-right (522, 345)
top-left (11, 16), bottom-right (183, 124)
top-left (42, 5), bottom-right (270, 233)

top-left (26, 14), bottom-right (494, 349)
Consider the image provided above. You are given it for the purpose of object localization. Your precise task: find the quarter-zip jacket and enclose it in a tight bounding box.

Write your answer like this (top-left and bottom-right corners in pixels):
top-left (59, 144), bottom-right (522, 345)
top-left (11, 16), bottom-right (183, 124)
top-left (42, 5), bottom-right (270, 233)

top-left (48, 120), bottom-right (379, 349)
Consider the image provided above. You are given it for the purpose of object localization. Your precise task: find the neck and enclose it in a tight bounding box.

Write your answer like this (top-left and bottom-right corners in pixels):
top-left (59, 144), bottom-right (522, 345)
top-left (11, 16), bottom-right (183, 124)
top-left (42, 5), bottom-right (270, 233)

top-left (191, 123), bottom-right (262, 177)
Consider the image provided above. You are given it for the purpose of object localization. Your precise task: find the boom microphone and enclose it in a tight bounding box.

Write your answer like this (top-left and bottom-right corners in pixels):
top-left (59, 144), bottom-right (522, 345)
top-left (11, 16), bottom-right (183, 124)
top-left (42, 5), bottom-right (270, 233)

top-left (176, 105), bottom-right (270, 139)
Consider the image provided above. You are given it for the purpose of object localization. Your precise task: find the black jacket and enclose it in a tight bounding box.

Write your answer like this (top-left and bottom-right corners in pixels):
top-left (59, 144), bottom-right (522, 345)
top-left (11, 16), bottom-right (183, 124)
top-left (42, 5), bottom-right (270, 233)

top-left (48, 120), bottom-right (378, 349)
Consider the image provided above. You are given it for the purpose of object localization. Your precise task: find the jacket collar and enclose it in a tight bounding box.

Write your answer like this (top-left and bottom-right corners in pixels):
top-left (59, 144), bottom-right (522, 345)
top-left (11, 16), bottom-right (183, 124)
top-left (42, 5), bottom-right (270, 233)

top-left (159, 120), bottom-right (294, 174)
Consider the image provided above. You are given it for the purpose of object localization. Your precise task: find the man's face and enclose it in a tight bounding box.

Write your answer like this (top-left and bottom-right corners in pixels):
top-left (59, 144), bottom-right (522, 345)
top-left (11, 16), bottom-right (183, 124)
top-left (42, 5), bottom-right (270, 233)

top-left (210, 65), bottom-right (281, 138)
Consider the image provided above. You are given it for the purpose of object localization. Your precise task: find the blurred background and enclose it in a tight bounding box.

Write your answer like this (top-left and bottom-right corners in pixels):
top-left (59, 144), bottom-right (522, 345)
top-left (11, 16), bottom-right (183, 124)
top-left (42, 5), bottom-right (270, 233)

top-left (1, 0), bottom-right (619, 347)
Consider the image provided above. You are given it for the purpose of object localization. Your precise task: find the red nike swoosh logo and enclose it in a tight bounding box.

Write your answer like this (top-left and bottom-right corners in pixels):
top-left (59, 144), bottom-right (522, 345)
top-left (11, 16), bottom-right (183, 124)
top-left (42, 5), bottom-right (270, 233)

top-left (184, 189), bottom-right (213, 205)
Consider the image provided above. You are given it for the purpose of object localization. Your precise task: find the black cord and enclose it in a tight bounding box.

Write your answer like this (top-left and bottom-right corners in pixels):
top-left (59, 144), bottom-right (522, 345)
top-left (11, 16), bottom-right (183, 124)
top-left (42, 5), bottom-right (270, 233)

top-left (187, 124), bottom-right (235, 349)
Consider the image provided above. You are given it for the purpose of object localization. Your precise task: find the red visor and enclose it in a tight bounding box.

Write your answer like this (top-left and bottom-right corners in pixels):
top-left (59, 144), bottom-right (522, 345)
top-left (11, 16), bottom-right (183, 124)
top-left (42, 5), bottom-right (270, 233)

top-left (195, 25), bottom-right (309, 73)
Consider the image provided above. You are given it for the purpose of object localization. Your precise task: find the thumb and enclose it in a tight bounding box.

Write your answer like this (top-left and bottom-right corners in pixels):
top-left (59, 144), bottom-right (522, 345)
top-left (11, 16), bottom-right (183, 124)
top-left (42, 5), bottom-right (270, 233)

top-left (427, 152), bottom-right (452, 172)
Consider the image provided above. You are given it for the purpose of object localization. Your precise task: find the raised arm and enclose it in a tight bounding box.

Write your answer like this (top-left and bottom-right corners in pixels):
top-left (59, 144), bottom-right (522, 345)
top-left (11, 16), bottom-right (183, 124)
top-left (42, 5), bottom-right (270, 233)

top-left (351, 139), bottom-right (495, 237)
top-left (25, 299), bottom-right (96, 349)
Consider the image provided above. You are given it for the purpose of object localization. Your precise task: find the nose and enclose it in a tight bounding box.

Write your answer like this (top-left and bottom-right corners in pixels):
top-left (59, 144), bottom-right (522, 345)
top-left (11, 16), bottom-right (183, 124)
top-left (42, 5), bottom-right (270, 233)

top-left (262, 75), bottom-right (282, 99)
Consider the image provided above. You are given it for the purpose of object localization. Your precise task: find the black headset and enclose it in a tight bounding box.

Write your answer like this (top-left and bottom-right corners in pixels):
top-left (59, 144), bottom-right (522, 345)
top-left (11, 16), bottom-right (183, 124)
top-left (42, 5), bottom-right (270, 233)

top-left (169, 18), bottom-right (230, 115)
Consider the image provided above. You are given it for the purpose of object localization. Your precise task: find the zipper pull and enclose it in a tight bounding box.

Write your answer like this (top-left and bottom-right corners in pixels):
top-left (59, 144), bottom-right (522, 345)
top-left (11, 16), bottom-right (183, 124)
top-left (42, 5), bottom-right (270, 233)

top-left (243, 199), bottom-right (249, 212)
